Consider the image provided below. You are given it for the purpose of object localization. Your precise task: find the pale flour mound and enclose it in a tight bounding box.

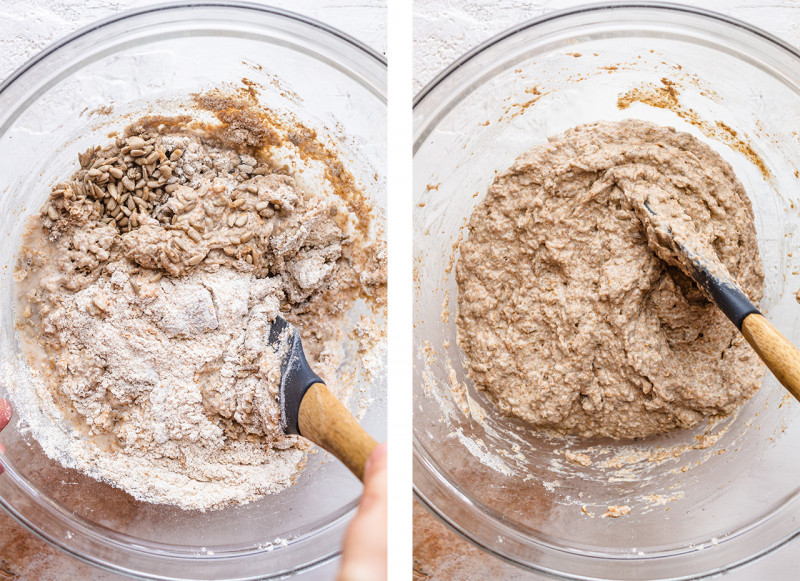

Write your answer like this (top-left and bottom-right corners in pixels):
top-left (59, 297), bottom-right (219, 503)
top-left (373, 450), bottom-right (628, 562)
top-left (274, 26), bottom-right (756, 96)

top-left (41, 264), bottom-right (301, 510)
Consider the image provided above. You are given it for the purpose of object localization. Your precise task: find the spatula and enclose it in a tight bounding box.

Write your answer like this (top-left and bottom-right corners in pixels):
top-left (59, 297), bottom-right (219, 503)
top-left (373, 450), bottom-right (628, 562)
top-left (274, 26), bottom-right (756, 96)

top-left (641, 201), bottom-right (800, 402)
top-left (269, 315), bottom-right (378, 481)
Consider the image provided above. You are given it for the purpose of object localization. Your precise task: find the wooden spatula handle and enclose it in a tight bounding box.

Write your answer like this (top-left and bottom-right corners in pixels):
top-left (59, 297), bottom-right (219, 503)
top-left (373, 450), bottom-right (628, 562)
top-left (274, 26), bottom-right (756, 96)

top-left (297, 382), bottom-right (378, 481)
top-left (742, 313), bottom-right (800, 402)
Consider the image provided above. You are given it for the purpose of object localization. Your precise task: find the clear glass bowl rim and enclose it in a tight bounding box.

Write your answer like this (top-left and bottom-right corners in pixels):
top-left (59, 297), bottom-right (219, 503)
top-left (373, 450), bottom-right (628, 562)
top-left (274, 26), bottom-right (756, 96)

top-left (0, 2), bottom-right (386, 579)
top-left (413, 2), bottom-right (800, 579)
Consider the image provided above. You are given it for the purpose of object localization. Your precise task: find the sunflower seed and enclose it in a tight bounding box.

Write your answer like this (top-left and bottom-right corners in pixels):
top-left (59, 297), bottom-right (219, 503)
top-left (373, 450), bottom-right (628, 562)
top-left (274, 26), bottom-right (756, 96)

top-left (47, 206), bottom-right (59, 220)
top-left (226, 214), bottom-right (236, 228)
top-left (231, 198), bottom-right (246, 209)
top-left (187, 253), bottom-right (205, 266)
top-left (126, 136), bottom-right (146, 149)
top-left (240, 231), bottom-right (254, 243)
top-left (234, 214), bottom-right (248, 227)
top-left (121, 176), bottom-right (135, 191)
top-left (130, 149), bottom-right (146, 157)
top-left (255, 201), bottom-right (269, 211)
top-left (187, 229), bottom-right (202, 242)
top-left (149, 272), bottom-right (163, 283)
top-left (79, 150), bottom-right (93, 168)
top-left (170, 149), bottom-right (183, 161)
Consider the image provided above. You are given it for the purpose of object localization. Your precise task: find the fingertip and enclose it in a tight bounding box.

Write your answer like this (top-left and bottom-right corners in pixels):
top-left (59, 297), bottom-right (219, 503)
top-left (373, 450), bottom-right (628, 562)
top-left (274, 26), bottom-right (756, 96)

top-left (364, 442), bottom-right (387, 480)
top-left (0, 399), bottom-right (11, 429)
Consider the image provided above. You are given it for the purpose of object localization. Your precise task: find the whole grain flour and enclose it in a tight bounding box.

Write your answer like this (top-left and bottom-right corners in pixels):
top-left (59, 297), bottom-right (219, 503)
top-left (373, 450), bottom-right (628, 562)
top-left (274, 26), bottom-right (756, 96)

top-left (11, 110), bottom-right (386, 511)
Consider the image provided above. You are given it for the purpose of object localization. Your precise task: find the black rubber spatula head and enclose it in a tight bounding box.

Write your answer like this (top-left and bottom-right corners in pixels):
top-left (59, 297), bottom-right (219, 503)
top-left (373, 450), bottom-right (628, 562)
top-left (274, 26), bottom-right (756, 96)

top-left (641, 200), bottom-right (800, 401)
top-left (268, 315), bottom-right (321, 436)
top-left (268, 315), bottom-right (378, 480)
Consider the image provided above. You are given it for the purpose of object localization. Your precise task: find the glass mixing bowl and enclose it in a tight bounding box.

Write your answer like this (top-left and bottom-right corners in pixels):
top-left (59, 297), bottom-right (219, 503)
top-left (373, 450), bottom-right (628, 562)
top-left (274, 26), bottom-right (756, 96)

top-left (413, 3), bottom-right (800, 579)
top-left (0, 2), bottom-right (386, 579)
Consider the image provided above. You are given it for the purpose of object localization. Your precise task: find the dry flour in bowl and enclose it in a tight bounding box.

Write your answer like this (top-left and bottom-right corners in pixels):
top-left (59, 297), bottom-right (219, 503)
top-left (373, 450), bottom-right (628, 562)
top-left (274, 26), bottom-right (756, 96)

top-left (11, 95), bottom-right (386, 511)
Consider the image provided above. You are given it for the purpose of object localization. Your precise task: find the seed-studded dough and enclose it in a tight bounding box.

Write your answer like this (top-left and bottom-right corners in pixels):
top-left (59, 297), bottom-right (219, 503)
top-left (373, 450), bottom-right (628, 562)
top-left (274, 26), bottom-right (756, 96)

top-left (456, 120), bottom-right (764, 439)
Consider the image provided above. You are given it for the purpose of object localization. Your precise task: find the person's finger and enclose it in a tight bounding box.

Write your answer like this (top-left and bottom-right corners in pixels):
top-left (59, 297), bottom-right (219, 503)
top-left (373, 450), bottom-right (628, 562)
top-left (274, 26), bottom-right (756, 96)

top-left (0, 399), bottom-right (12, 432)
top-left (337, 443), bottom-right (388, 581)
top-left (0, 399), bottom-right (10, 475)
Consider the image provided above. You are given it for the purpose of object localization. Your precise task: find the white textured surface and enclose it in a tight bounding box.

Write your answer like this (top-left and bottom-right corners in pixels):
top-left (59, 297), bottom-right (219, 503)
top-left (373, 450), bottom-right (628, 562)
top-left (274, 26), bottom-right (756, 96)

top-left (413, 1), bottom-right (800, 579)
top-left (0, 0), bottom-right (386, 84)
top-left (413, 0), bottom-right (800, 92)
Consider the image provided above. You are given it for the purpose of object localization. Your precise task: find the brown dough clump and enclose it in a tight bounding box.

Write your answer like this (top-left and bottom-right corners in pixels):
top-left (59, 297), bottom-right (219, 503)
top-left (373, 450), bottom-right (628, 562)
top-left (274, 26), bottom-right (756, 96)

top-left (456, 120), bottom-right (764, 439)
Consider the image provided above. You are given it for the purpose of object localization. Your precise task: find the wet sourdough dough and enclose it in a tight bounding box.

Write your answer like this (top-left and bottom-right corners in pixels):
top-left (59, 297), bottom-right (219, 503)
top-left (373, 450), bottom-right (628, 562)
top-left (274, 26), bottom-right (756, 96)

top-left (456, 120), bottom-right (764, 439)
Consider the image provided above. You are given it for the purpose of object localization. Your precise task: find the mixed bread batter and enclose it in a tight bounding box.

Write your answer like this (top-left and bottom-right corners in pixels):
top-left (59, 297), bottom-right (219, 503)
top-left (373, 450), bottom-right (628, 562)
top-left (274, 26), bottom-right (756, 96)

top-left (457, 120), bottom-right (763, 439)
top-left (14, 106), bottom-right (385, 510)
